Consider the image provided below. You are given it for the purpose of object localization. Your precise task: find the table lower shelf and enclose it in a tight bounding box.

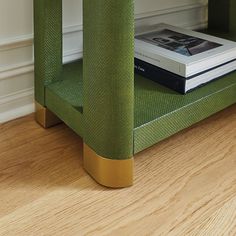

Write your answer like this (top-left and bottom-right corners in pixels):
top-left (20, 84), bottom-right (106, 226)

top-left (44, 60), bottom-right (236, 154)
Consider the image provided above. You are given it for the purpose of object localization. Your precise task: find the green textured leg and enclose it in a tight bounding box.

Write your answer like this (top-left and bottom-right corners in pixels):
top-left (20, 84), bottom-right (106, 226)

top-left (208, 0), bottom-right (236, 35)
top-left (34, 0), bottom-right (63, 128)
top-left (208, 0), bottom-right (229, 31)
top-left (34, 0), bottom-right (63, 105)
top-left (83, 0), bottom-right (135, 187)
top-left (229, 0), bottom-right (236, 34)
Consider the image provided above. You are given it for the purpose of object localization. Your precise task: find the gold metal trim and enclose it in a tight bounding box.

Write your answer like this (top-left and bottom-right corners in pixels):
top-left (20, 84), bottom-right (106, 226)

top-left (35, 102), bottom-right (61, 128)
top-left (83, 143), bottom-right (134, 188)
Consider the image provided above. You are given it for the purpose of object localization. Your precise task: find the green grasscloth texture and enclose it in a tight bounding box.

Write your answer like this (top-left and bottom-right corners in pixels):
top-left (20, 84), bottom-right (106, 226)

top-left (34, 0), bottom-right (62, 105)
top-left (208, 0), bottom-right (236, 35)
top-left (45, 62), bottom-right (84, 137)
top-left (34, 0), bottom-right (236, 160)
top-left (83, 0), bottom-right (134, 160)
top-left (134, 72), bottom-right (236, 153)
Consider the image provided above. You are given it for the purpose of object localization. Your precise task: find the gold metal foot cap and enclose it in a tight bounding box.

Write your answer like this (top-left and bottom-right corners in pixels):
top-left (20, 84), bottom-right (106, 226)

top-left (35, 102), bottom-right (61, 128)
top-left (83, 143), bottom-right (134, 188)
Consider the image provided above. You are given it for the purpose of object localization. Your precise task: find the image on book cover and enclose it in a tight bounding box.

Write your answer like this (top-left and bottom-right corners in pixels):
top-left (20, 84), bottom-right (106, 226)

top-left (136, 29), bottom-right (223, 57)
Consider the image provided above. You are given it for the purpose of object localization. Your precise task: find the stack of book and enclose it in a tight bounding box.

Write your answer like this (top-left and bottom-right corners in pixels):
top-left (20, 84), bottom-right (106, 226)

top-left (135, 23), bottom-right (236, 94)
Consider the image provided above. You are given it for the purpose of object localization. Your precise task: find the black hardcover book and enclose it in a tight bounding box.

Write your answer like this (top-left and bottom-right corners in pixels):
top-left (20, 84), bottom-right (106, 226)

top-left (134, 58), bottom-right (186, 94)
top-left (134, 57), bottom-right (236, 94)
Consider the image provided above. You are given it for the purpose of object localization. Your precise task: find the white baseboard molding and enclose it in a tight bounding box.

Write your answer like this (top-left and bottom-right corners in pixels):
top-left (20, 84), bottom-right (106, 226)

top-left (135, 2), bottom-right (207, 20)
top-left (0, 62), bottom-right (34, 81)
top-left (0, 103), bottom-right (35, 124)
top-left (0, 88), bottom-right (34, 124)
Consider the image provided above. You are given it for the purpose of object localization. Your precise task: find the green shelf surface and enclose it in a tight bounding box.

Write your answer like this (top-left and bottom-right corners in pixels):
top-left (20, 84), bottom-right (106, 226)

top-left (45, 61), bottom-right (84, 136)
top-left (134, 73), bottom-right (236, 153)
top-left (44, 60), bottom-right (236, 154)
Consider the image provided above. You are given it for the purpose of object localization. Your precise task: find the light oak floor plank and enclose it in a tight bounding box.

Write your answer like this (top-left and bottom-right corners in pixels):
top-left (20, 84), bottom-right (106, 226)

top-left (0, 105), bottom-right (235, 236)
top-left (189, 196), bottom-right (236, 235)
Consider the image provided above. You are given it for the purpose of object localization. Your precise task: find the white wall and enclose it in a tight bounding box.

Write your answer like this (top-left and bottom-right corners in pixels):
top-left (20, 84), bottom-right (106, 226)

top-left (0, 0), bottom-right (208, 123)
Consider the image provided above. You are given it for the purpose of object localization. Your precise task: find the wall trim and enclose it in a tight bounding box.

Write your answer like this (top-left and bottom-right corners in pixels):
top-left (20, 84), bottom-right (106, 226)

top-left (0, 103), bottom-right (35, 124)
top-left (0, 62), bottom-right (34, 81)
top-left (0, 24), bottom-right (84, 52)
top-left (0, 47), bottom-right (83, 81)
top-left (63, 24), bottom-right (83, 34)
top-left (0, 2), bottom-right (207, 52)
top-left (0, 88), bottom-right (34, 123)
top-left (0, 87), bottom-right (33, 106)
top-left (135, 2), bottom-right (207, 19)
top-left (0, 34), bottom-right (33, 51)
top-left (63, 49), bottom-right (83, 64)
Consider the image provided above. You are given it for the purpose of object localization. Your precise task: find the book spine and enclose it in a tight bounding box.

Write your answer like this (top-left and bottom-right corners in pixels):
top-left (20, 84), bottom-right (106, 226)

top-left (134, 58), bottom-right (186, 94)
top-left (134, 47), bottom-right (186, 77)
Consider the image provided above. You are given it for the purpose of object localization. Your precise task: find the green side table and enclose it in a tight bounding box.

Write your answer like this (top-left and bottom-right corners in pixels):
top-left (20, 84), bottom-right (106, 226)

top-left (34, 0), bottom-right (236, 188)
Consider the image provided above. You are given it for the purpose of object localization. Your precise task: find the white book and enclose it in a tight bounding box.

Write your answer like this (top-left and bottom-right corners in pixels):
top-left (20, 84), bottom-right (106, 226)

top-left (135, 23), bottom-right (236, 78)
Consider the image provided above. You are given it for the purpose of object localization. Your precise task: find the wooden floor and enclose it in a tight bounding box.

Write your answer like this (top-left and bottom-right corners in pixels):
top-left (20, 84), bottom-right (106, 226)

top-left (0, 105), bottom-right (236, 236)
